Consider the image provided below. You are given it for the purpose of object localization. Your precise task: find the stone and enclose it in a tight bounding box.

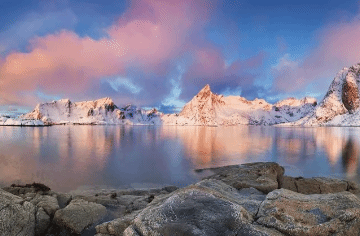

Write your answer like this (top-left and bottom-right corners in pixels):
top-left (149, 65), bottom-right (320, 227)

top-left (56, 193), bottom-right (72, 209)
top-left (35, 207), bottom-right (51, 235)
top-left (121, 179), bottom-right (282, 236)
top-left (53, 199), bottom-right (107, 234)
top-left (30, 194), bottom-right (60, 217)
top-left (0, 188), bottom-right (36, 236)
top-left (95, 210), bottom-right (142, 236)
top-left (281, 176), bottom-right (354, 194)
top-left (257, 188), bottom-right (360, 236)
top-left (201, 162), bottom-right (285, 193)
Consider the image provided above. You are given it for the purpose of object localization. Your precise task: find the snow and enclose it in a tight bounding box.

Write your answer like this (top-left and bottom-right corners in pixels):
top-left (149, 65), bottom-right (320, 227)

top-left (0, 97), bottom-right (162, 126)
top-left (288, 63), bottom-right (360, 126)
top-left (161, 84), bottom-right (317, 126)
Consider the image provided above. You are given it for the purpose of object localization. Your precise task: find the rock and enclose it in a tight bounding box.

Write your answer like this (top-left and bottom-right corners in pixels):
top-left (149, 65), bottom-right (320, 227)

top-left (202, 162), bottom-right (285, 193)
top-left (53, 199), bottom-right (107, 234)
top-left (162, 185), bottom-right (179, 193)
top-left (95, 210), bottom-right (142, 236)
top-left (30, 194), bottom-right (60, 217)
top-left (35, 207), bottom-right (51, 235)
top-left (281, 176), bottom-right (355, 194)
top-left (121, 179), bottom-right (284, 236)
top-left (257, 188), bottom-right (360, 236)
top-left (56, 193), bottom-right (72, 208)
top-left (342, 70), bottom-right (360, 113)
top-left (0, 188), bottom-right (36, 236)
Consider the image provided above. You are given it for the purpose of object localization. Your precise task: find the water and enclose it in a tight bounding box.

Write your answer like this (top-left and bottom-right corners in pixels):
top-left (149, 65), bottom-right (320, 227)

top-left (0, 125), bottom-right (359, 192)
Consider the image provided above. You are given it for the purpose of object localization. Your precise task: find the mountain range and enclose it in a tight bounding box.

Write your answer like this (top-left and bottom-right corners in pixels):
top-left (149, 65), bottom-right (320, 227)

top-left (2, 62), bottom-right (360, 126)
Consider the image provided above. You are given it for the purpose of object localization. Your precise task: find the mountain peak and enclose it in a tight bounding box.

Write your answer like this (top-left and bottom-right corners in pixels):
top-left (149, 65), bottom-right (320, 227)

top-left (196, 84), bottom-right (212, 100)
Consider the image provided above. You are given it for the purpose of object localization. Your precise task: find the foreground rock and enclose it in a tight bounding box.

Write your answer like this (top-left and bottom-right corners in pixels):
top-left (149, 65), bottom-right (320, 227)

top-left (121, 179), bottom-right (282, 236)
top-left (53, 199), bottom-right (107, 234)
top-left (200, 162), bottom-right (285, 193)
top-left (2, 162), bottom-right (360, 236)
top-left (257, 189), bottom-right (360, 235)
top-left (0, 188), bottom-right (36, 236)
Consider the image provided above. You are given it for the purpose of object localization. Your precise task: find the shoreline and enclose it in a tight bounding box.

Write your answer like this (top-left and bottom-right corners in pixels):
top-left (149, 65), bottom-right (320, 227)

top-left (2, 162), bottom-right (360, 236)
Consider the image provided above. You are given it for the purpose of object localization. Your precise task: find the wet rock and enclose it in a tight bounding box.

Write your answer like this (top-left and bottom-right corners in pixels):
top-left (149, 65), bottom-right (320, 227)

top-left (35, 207), bottom-right (51, 235)
top-left (257, 188), bottom-right (360, 236)
top-left (53, 199), bottom-right (107, 234)
top-left (0, 188), bottom-right (36, 236)
top-left (281, 176), bottom-right (355, 194)
top-left (201, 162), bottom-right (284, 193)
top-left (121, 179), bottom-right (275, 236)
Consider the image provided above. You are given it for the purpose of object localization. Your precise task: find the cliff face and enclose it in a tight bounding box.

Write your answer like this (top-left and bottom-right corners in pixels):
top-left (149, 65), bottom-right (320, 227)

top-left (294, 63), bottom-right (360, 126)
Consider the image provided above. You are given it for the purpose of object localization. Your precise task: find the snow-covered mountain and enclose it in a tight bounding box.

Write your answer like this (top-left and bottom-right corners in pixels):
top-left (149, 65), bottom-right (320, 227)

top-left (0, 97), bottom-right (162, 126)
top-left (292, 63), bottom-right (360, 126)
top-left (162, 84), bottom-right (317, 126)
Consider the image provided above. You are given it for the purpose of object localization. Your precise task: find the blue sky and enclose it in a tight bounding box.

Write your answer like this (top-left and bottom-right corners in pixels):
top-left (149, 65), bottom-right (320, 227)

top-left (0, 0), bottom-right (359, 113)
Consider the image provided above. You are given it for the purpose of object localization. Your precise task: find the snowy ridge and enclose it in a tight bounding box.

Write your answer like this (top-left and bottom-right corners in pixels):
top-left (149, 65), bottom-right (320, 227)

top-left (290, 63), bottom-right (360, 126)
top-left (162, 84), bottom-right (317, 126)
top-left (0, 97), bottom-right (162, 126)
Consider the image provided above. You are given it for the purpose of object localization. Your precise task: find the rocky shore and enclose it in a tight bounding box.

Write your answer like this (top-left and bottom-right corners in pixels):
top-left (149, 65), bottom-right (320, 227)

top-left (1, 162), bottom-right (360, 236)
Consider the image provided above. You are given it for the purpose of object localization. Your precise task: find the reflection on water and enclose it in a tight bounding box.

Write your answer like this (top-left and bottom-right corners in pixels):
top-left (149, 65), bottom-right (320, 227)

top-left (0, 126), bottom-right (360, 192)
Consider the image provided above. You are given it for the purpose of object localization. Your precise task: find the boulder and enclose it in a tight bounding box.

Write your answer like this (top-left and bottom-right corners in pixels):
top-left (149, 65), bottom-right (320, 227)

top-left (95, 210), bottom-right (142, 236)
top-left (30, 194), bottom-right (60, 217)
top-left (0, 188), bottom-right (36, 236)
top-left (35, 207), bottom-right (51, 235)
top-left (281, 176), bottom-right (357, 194)
top-left (53, 199), bottom-right (107, 234)
top-left (201, 162), bottom-right (284, 193)
top-left (121, 179), bottom-right (284, 236)
top-left (56, 193), bottom-right (72, 208)
top-left (257, 188), bottom-right (360, 235)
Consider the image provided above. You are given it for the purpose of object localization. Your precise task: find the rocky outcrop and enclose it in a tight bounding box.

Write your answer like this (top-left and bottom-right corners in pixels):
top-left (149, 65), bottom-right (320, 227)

top-left (200, 162), bottom-right (285, 193)
top-left (53, 199), bottom-right (107, 234)
top-left (257, 189), bottom-right (360, 235)
top-left (342, 71), bottom-right (360, 113)
top-left (0, 188), bottom-right (36, 236)
top-left (281, 176), bottom-right (358, 194)
top-left (2, 163), bottom-right (360, 236)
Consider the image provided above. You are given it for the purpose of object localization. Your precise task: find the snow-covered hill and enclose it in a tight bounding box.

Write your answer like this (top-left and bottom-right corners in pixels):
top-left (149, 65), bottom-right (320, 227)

top-left (292, 63), bottom-right (360, 126)
top-left (162, 84), bottom-right (317, 126)
top-left (0, 97), bottom-right (162, 126)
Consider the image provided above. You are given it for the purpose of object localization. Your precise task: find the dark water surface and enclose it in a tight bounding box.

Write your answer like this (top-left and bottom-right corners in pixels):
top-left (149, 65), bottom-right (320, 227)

top-left (1, 125), bottom-right (359, 192)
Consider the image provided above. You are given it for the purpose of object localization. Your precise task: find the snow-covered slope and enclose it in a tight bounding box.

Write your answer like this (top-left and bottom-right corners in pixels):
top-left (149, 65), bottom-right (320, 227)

top-left (162, 84), bottom-right (317, 126)
top-left (292, 63), bottom-right (360, 126)
top-left (5, 97), bottom-right (162, 126)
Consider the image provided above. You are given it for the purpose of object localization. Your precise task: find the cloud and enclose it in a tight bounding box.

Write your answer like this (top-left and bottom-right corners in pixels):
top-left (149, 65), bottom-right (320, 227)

top-left (0, 0), bottom-right (219, 107)
top-left (0, 8), bottom-right (78, 55)
top-left (180, 50), bottom-right (267, 99)
top-left (272, 12), bottom-right (360, 94)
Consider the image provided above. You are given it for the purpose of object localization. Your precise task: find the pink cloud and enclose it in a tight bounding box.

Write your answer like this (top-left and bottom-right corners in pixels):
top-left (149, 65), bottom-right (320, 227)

top-left (273, 14), bottom-right (360, 93)
top-left (0, 0), bottom-right (217, 106)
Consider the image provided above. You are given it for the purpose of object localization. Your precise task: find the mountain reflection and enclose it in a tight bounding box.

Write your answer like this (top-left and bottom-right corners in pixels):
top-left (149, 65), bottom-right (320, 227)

top-left (342, 138), bottom-right (359, 177)
top-left (0, 126), bottom-right (360, 192)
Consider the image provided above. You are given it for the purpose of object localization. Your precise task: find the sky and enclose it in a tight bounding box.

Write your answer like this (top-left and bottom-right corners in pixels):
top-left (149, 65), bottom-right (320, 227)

top-left (0, 0), bottom-right (360, 114)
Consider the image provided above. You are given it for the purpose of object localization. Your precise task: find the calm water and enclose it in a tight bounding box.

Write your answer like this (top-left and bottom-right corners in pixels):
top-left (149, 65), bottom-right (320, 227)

top-left (1, 125), bottom-right (360, 192)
